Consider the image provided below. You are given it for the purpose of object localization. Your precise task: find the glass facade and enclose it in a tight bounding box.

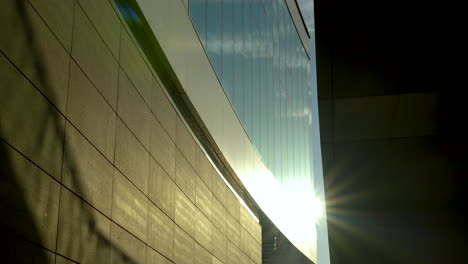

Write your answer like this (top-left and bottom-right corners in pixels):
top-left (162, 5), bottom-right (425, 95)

top-left (190, 0), bottom-right (311, 188)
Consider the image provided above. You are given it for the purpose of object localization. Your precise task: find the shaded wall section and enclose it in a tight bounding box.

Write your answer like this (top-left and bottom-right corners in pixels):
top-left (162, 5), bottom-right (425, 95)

top-left (0, 0), bottom-right (261, 263)
top-left (314, 0), bottom-right (467, 263)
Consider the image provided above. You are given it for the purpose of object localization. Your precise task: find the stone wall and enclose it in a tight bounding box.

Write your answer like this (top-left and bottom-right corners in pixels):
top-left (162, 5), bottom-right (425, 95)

top-left (0, 0), bottom-right (261, 263)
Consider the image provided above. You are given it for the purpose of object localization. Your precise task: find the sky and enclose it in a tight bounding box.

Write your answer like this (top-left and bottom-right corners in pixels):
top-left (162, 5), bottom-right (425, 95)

top-left (297, 0), bottom-right (314, 33)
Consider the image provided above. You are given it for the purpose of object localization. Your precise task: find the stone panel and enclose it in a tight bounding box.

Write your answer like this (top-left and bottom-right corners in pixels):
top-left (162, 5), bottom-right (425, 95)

top-left (197, 151), bottom-right (213, 190)
top-left (212, 226), bottom-right (227, 263)
top-left (250, 236), bottom-right (262, 264)
top-left (226, 191), bottom-right (240, 222)
top-left (29, 0), bottom-right (74, 51)
top-left (175, 149), bottom-right (196, 202)
top-left (211, 197), bottom-right (226, 234)
top-left (62, 122), bottom-right (114, 216)
top-left (0, 0), bottom-right (70, 112)
top-left (226, 214), bottom-right (240, 247)
top-left (195, 242), bottom-right (211, 264)
top-left (110, 223), bottom-right (147, 264)
top-left (195, 175), bottom-right (212, 219)
top-left (212, 172), bottom-right (227, 208)
top-left (117, 69), bottom-right (152, 148)
top-left (67, 61), bottom-right (116, 162)
top-left (176, 117), bottom-right (198, 169)
top-left (56, 255), bottom-right (75, 264)
top-left (0, 141), bottom-right (60, 250)
top-left (147, 203), bottom-right (174, 260)
top-left (150, 117), bottom-right (176, 179)
top-left (77, 0), bottom-right (121, 58)
top-left (72, 5), bottom-right (118, 109)
top-left (120, 29), bottom-right (153, 103)
top-left (174, 187), bottom-right (196, 237)
top-left (239, 251), bottom-right (252, 264)
top-left (252, 222), bottom-right (262, 245)
top-left (112, 169), bottom-right (148, 241)
top-left (57, 188), bottom-right (111, 263)
top-left (0, 53), bottom-right (65, 180)
top-left (195, 209), bottom-right (213, 252)
top-left (240, 206), bottom-right (252, 234)
top-left (174, 225), bottom-right (195, 264)
top-left (151, 78), bottom-right (177, 138)
top-left (226, 240), bottom-right (240, 264)
top-left (147, 247), bottom-right (172, 264)
top-left (3, 236), bottom-right (56, 264)
top-left (149, 158), bottom-right (175, 219)
top-left (212, 256), bottom-right (224, 264)
top-left (239, 227), bottom-right (250, 256)
top-left (114, 118), bottom-right (149, 195)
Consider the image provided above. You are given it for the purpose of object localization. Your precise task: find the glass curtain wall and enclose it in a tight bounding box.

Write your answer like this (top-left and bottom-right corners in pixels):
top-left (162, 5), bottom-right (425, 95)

top-left (189, 0), bottom-right (311, 188)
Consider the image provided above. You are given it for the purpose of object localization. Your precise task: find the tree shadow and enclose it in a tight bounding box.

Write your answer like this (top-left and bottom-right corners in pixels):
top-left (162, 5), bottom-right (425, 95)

top-left (0, 0), bottom-right (140, 263)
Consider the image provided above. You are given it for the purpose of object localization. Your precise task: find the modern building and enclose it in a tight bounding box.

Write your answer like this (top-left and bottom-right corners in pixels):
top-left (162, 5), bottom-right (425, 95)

top-left (314, 0), bottom-right (466, 263)
top-left (0, 0), bottom-right (329, 263)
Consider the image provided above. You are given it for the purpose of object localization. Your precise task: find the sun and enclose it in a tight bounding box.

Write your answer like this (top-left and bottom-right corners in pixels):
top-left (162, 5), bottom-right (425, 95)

top-left (310, 196), bottom-right (324, 223)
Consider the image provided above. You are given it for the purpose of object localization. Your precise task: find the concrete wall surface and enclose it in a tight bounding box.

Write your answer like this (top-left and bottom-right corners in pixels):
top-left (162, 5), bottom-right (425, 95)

top-left (0, 0), bottom-right (261, 263)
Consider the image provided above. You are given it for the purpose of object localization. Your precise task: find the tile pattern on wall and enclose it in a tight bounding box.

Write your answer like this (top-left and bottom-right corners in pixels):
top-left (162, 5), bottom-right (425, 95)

top-left (0, 0), bottom-right (261, 263)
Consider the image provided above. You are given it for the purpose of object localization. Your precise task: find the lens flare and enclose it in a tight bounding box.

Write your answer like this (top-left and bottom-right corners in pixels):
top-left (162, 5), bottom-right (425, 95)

top-left (310, 195), bottom-right (324, 222)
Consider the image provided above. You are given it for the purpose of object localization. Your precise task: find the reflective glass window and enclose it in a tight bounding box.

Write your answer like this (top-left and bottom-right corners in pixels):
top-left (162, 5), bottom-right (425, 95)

top-left (288, 34), bottom-right (298, 183)
top-left (259, 2), bottom-right (268, 159)
top-left (233, 0), bottom-right (244, 121)
top-left (267, 1), bottom-right (275, 168)
top-left (299, 49), bottom-right (306, 181)
top-left (285, 5), bottom-right (290, 184)
top-left (190, 0), bottom-right (207, 47)
top-left (279, 2), bottom-right (287, 182)
top-left (189, 0), bottom-right (313, 188)
top-left (243, 0), bottom-right (252, 135)
top-left (207, 0), bottom-right (222, 78)
top-left (296, 36), bottom-right (302, 184)
top-left (223, 0), bottom-right (234, 100)
top-left (252, 0), bottom-right (261, 147)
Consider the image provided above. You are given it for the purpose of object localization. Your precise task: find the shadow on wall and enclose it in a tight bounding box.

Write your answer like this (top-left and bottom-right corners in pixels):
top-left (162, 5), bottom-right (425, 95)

top-left (0, 0), bottom-right (138, 263)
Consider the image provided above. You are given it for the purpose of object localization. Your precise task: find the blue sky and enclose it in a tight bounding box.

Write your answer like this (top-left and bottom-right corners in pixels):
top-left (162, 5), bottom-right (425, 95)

top-left (297, 0), bottom-right (314, 33)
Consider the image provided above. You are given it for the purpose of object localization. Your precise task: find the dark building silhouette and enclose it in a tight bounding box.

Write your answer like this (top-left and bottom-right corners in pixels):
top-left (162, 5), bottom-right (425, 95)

top-left (314, 0), bottom-right (467, 263)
